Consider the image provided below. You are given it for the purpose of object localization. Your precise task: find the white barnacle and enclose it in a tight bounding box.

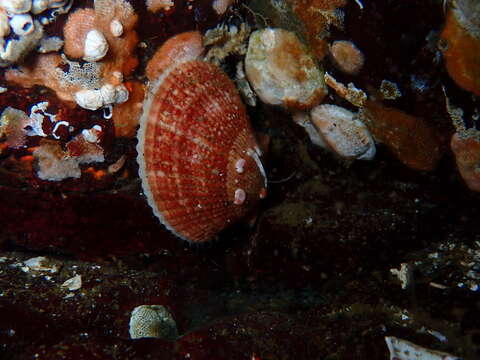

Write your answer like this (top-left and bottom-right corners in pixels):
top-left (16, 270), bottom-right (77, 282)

top-left (235, 158), bottom-right (245, 174)
top-left (100, 84), bottom-right (116, 105)
top-left (0, 19), bottom-right (43, 65)
top-left (233, 188), bottom-right (246, 205)
top-left (83, 29), bottom-right (108, 62)
top-left (74, 89), bottom-right (104, 110)
top-left (109, 18), bottom-right (123, 37)
top-left (9, 13), bottom-right (34, 36)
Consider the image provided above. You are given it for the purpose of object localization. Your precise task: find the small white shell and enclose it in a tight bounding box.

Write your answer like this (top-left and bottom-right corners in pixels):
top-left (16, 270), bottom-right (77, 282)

top-left (109, 19), bottom-right (123, 37)
top-left (310, 104), bottom-right (376, 160)
top-left (0, 9), bottom-right (10, 37)
top-left (83, 29), bottom-right (108, 62)
top-left (385, 336), bottom-right (460, 360)
top-left (114, 84), bottom-right (129, 104)
top-left (0, 0), bottom-right (31, 13)
top-left (129, 305), bottom-right (178, 340)
top-left (0, 19), bottom-right (43, 64)
top-left (100, 84), bottom-right (116, 104)
top-left (10, 13), bottom-right (34, 36)
top-left (74, 89), bottom-right (103, 110)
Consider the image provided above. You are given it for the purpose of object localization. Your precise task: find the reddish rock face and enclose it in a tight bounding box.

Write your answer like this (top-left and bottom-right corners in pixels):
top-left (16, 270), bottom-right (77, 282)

top-left (0, 1), bottom-right (480, 359)
top-left (359, 101), bottom-right (442, 171)
top-left (450, 133), bottom-right (480, 192)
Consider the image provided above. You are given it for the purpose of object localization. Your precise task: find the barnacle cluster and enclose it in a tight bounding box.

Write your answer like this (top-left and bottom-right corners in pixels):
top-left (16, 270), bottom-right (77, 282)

top-left (0, 0), bottom-right (479, 192)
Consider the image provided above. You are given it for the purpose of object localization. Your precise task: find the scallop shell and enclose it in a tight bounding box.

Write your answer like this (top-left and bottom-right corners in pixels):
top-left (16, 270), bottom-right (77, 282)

top-left (137, 60), bottom-right (267, 243)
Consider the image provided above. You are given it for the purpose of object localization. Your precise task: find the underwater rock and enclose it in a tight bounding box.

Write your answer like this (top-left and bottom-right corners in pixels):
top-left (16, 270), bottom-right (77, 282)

top-left (358, 101), bottom-right (441, 171)
top-left (245, 28), bottom-right (327, 110)
top-left (440, 0), bottom-right (480, 96)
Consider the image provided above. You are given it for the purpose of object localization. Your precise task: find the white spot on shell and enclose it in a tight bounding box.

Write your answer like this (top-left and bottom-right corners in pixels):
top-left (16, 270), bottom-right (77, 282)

top-left (83, 29), bottom-right (108, 62)
top-left (259, 187), bottom-right (267, 199)
top-left (109, 19), bottom-right (123, 37)
top-left (10, 13), bottom-right (34, 36)
top-left (234, 188), bottom-right (246, 205)
top-left (235, 158), bottom-right (245, 173)
top-left (129, 305), bottom-right (178, 340)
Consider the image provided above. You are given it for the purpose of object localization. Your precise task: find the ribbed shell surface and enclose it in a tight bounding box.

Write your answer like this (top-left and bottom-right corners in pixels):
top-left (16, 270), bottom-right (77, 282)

top-left (137, 60), bottom-right (265, 243)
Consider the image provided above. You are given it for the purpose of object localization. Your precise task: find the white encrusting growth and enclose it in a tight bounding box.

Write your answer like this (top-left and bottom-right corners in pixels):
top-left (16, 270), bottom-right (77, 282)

top-left (52, 120), bottom-right (69, 139)
top-left (74, 84), bottom-right (129, 110)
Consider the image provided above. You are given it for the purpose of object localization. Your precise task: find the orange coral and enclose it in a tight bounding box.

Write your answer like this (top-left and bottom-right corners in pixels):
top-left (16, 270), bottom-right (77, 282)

top-left (94, 0), bottom-right (139, 77)
top-left (63, 8), bottom-right (96, 59)
top-left (450, 133), bottom-right (480, 192)
top-left (112, 80), bottom-right (145, 137)
top-left (359, 101), bottom-right (441, 171)
top-left (5, 0), bottom-right (139, 111)
top-left (329, 40), bottom-right (365, 75)
top-left (440, 3), bottom-right (480, 96)
top-left (5, 54), bottom-right (80, 105)
top-left (288, 0), bottom-right (347, 60)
